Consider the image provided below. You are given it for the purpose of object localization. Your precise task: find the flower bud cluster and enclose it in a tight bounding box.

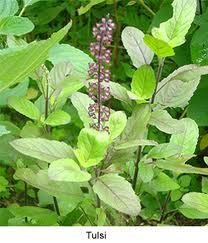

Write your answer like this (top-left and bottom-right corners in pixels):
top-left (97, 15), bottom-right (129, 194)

top-left (87, 15), bottom-right (115, 131)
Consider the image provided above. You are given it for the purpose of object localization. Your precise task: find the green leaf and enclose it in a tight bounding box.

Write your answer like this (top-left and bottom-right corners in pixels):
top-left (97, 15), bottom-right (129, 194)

top-left (8, 96), bottom-right (40, 120)
top-left (150, 172), bottom-right (180, 192)
top-left (8, 205), bottom-right (58, 226)
top-left (15, 168), bottom-right (83, 198)
top-left (74, 128), bottom-right (109, 168)
top-left (179, 205), bottom-right (208, 219)
top-left (147, 143), bottom-right (182, 159)
top-left (0, 81), bottom-right (29, 107)
top-left (70, 92), bottom-right (94, 127)
top-left (155, 65), bottom-right (208, 108)
top-left (182, 192), bottom-right (208, 213)
top-left (156, 159), bottom-right (208, 176)
top-left (10, 138), bottom-right (74, 163)
top-left (78, 0), bottom-right (105, 15)
top-left (23, 0), bottom-right (44, 7)
top-left (144, 34), bottom-right (175, 57)
top-left (0, 22), bottom-right (71, 92)
top-left (49, 44), bottom-right (93, 77)
top-left (115, 139), bottom-right (158, 150)
top-left (170, 118), bottom-right (199, 155)
top-left (121, 27), bottom-right (154, 68)
top-left (44, 110), bottom-right (71, 127)
top-left (139, 161), bottom-right (154, 183)
top-left (120, 104), bottom-right (151, 142)
top-left (0, 175), bottom-right (8, 192)
top-left (131, 65), bottom-right (156, 100)
top-left (0, 0), bottom-right (18, 18)
top-left (202, 177), bottom-right (208, 194)
top-left (149, 109), bottom-right (185, 134)
top-left (0, 208), bottom-right (13, 226)
top-left (109, 111), bottom-right (127, 140)
top-left (93, 174), bottom-right (141, 216)
top-left (48, 158), bottom-right (91, 182)
top-left (0, 16), bottom-right (34, 36)
top-left (0, 125), bottom-right (10, 137)
top-left (151, 0), bottom-right (197, 48)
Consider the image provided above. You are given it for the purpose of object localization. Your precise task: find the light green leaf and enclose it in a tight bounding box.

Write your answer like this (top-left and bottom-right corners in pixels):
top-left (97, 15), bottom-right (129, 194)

top-left (204, 156), bottom-right (208, 166)
top-left (93, 174), bottom-right (141, 216)
top-left (155, 65), bottom-right (208, 108)
top-left (120, 104), bottom-right (151, 142)
top-left (144, 34), bottom-right (175, 57)
top-left (0, 22), bottom-right (71, 92)
top-left (0, 125), bottom-right (10, 137)
top-left (170, 118), bottom-right (199, 155)
top-left (15, 168), bottom-right (83, 198)
top-left (48, 158), bottom-right (91, 182)
top-left (131, 64), bottom-right (156, 99)
top-left (139, 161), bottom-right (154, 183)
top-left (109, 111), bottom-right (127, 140)
top-left (115, 139), bottom-right (158, 150)
top-left (150, 172), bottom-right (180, 192)
top-left (0, 16), bottom-right (34, 36)
top-left (49, 44), bottom-right (93, 77)
top-left (10, 138), bottom-right (74, 163)
top-left (78, 0), bottom-right (105, 15)
top-left (74, 128), bottom-right (109, 168)
top-left (121, 27), bottom-right (154, 68)
top-left (202, 177), bottom-right (208, 194)
top-left (23, 0), bottom-right (44, 7)
top-left (44, 110), bottom-right (71, 127)
top-left (147, 143), bottom-right (182, 159)
top-left (70, 92), bottom-right (94, 127)
top-left (151, 0), bottom-right (197, 47)
top-left (0, 0), bottom-right (18, 18)
top-left (49, 62), bottom-right (73, 88)
top-left (156, 159), bottom-right (208, 176)
top-left (149, 109), bottom-right (185, 134)
top-left (8, 96), bottom-right (40, 120)
top-left (179, 205), bottom-right (208, 219)
top-left (182, 192), bottom-right (208, 213)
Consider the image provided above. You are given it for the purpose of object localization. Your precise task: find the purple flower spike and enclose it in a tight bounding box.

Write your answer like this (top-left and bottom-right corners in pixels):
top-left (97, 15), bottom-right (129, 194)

top-left (87, 15), bottom-right (115, 131)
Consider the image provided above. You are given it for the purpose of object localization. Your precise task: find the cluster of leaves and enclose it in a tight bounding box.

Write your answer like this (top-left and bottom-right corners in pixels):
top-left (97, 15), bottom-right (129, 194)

top-left (1, 0), bottom-right (208, 226)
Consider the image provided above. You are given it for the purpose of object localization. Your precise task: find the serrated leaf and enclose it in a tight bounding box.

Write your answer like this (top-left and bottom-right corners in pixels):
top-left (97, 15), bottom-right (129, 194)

top-left (0, 16), bottom-right (34, 36)
top-left (0, 23), bottom-right (71, 92)
top-left (170, 118), bottom-right (199, 155)
top-left (0, 0), bottom-right (18, 18)
top-left (48, 158), bottom-right (91, 182)
top-left (156, 159), bottom-right (208, 176)
top-left (121, 27), bottom-right (154, 68)
top-left (70, 92), bottom-right (94, 127)
top-left (151, 0), bottom-right (197, 48)
top-left (74, 128), bottom-right (109, 168)
top-left (44, 110), bottom-right (71, 127)
top-left (10, 138), bottom-right (74, 163)
top-left (15, 168), bottom-right (83, 198)
top-left (109, 111), bottom-right (127, 140)
top-left (182, 192), bottom-right (208, 213)
top-left (115, 139), bottom-right (158, 150)
top-left (144, 34), bottom-right (175, 57)
top-left (147, 143), bottom-right (182, 159)
top-left (131, 65), bottom-right (156, 100)
top-left (8, 96), bottom-right (40, 120)
top-left (149, 109), bottom-right (185, 134)
top-left (155, 65), bottom-right (208, 108)
top-left (93, 174), bottom-right (141, 216)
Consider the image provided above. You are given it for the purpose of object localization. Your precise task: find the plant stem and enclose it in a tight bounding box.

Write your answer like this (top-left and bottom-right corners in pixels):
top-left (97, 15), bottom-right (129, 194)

top-left (199, 0), bottom-right (203, 14)
top-left (24, 182), bottom-right (28, 223)
top-left (44, 72), bottom-right (60, 216)
top-left (132, 57), bottom-right (165, 190)
top-left (159, 191), bottom-right (171, 223)
top-left (139, 0), bottom-right (156, 16)
top-left (132, 146), bottom-right (142, 190)
top-left (151, 57), bottom-right (165, 104)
